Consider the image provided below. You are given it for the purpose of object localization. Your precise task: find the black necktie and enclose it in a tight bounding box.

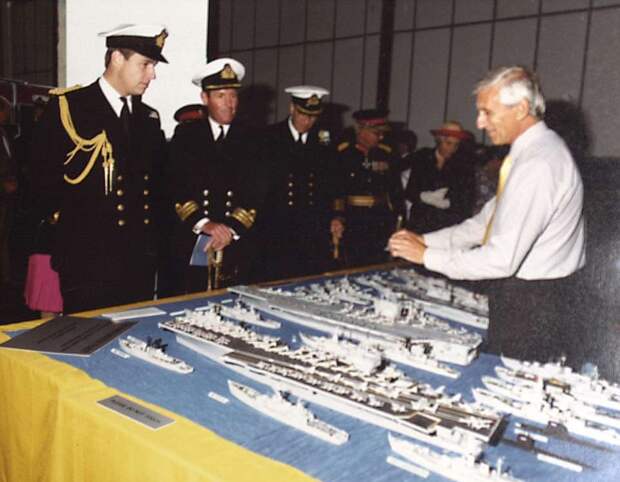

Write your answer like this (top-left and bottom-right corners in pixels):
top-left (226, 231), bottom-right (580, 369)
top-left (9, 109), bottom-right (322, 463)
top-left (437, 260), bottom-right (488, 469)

top-left (216, 124), bottom-right (224, 142)
top-left (120, 97), bottom-right (131, 137)
top-left (296, 134), bottom-right (304, 145)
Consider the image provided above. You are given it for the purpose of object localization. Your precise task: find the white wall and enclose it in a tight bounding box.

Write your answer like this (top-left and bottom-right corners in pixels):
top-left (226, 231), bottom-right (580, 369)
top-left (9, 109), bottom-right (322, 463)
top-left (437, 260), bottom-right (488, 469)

top-left (60, 0), bottom-right (208, 138)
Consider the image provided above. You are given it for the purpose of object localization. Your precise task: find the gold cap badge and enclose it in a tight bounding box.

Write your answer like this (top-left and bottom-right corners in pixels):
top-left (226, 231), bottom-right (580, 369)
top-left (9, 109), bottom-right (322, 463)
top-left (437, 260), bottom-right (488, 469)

top-left (155, 29), bottom-right (168, 48)
top-left (221, 64), bottom-right (236, 80)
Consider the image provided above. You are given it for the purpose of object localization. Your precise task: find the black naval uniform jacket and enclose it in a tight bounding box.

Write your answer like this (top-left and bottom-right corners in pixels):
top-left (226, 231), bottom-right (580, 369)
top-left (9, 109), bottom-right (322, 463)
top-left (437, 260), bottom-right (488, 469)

top-left (29, 81), bottom-right (166, 312)
top-left (167, 119), bottom-right (261, 291)
top-left (405, 147), bottom-right (475, 234)
top-left (252, 120), bottom-right (335, 282)
top-left (333, 141), bottom-right (405, 266)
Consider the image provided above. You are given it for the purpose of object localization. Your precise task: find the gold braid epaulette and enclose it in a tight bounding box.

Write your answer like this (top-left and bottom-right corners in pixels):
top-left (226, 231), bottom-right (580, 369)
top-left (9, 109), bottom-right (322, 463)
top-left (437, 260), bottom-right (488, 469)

top-left (58, 94), bottom-right (116, 195)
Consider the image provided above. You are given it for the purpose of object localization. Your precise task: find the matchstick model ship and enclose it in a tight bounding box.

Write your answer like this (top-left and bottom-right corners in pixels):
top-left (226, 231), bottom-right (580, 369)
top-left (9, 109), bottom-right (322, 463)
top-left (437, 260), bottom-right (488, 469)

top-left (387, 433), bottom-right (523, 482)
top-left (227, 380), bottom-right (349, 445)
top-left (118, 335), bottom-right (194, 374)
top-left (159, 308), bottom-right (502, 454)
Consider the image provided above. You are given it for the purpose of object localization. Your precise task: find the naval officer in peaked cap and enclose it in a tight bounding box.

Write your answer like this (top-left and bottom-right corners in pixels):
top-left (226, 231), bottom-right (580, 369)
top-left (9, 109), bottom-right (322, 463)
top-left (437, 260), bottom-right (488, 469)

top-left (28, 24), bottom-right (169, 313)
top-left (251, 85), bottom-right (337, 282)
top-left (165, 58), bottom-right (264, 294)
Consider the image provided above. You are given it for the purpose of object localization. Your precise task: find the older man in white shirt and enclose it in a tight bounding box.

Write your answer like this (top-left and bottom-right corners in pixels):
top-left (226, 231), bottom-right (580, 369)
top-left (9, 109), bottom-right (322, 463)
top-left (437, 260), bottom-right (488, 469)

top-left (389, 66), bottom-right (585, 364)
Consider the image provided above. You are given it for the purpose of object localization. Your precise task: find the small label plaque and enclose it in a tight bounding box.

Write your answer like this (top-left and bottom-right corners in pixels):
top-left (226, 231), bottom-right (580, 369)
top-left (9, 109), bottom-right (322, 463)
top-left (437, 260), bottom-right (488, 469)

top-left (98, 395), bottom-right (175, 430)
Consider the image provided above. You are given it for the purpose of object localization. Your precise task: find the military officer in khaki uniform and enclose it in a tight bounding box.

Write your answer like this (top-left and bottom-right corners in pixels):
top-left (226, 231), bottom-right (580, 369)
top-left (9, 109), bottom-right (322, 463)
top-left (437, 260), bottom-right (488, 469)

top-left (332, 109), bottom-right (405, 267)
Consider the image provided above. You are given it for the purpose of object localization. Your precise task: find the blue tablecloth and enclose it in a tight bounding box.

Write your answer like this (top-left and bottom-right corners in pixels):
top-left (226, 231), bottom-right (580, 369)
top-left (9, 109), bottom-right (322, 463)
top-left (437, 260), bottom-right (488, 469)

top-left (27, 280), bottom-right (620, 482)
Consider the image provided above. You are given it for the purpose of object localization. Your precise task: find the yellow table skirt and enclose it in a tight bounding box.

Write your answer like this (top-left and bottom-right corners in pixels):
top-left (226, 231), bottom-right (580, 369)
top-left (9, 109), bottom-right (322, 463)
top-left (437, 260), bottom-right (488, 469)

top-left (0, 320), bottom-right (315, 482)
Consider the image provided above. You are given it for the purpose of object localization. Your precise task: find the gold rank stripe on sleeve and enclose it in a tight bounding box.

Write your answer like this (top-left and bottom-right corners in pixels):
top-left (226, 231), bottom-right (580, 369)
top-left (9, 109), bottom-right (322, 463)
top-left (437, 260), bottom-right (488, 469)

top-left (346, 194), bottom-right (387, 208)
top-left (230, 207), bottom-right (256, 229)
top-left (175, 201), bottom-right (199, 221)
top-left (378, 143), bottom-right (392, 154)
top-left (337, 141), bottom-right (349, 152)
top-left (57, 94), bottom-right (116, 195)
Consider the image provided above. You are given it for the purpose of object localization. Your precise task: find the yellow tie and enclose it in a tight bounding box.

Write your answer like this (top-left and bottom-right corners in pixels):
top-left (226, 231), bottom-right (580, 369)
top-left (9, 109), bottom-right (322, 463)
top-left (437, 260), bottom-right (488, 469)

top-left (482, 155), bottom-right (513, 245)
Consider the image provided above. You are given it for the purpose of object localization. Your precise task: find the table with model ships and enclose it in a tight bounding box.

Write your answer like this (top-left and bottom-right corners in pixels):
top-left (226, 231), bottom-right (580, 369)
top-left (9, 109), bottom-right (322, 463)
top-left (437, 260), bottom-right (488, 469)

top-left (1, 263), bottom-right (618, 482)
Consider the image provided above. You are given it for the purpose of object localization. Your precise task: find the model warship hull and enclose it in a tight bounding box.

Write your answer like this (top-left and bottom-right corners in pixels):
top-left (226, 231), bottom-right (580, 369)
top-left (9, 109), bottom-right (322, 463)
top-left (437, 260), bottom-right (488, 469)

top-left (472, 387), bottom-right (620, 446)
top-left (160, 313), bottom-right (502, 455)
top-left (227, 380), bottom-right (349, 445)
top-left (119, 336), bottom-right (193, 374)
top-left (229, 285), bottom-right (480, 366)
top-left (388, 433), bottom-right (522, 482)
top-left (354, 272), bottom-right (489, 329)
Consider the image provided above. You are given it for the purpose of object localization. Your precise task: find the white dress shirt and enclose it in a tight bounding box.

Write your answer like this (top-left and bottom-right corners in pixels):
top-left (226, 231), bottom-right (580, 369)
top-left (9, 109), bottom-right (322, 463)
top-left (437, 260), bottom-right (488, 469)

top-left (208, 116), bottom-right (230, 140)
top-left (99, 76), bottom-right (132, 115)
top-left (423, 121), bottom-right (585, 280)
top-left (288, 117), bottom-right (308, 144)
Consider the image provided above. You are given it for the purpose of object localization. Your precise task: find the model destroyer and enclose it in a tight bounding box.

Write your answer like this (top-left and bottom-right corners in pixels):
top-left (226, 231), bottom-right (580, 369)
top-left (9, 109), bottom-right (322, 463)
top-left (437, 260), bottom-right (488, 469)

top-left (390, 268), bottom-right (489, 315)
top-left (351, 272), bottom-right (489, 330)
top-left (388, 433), bottom-right (522, 482)
top-left (227, 380), bottom-right (349, 445)
top-left (229, 284), bottom-right (481, 366)
top-left (117, 335), bottom-right (193, 374)
top-left (159, 307), bottom-right (503, 454)
top-left (299, 332), bottom-right (460, 379)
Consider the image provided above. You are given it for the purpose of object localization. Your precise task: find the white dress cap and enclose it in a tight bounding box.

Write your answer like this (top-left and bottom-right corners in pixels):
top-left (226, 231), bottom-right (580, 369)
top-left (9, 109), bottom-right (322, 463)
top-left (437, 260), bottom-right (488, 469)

top-left (191, 58), bottom-right (246, 88)
top-left (284, 85), bottom-right (330, 99)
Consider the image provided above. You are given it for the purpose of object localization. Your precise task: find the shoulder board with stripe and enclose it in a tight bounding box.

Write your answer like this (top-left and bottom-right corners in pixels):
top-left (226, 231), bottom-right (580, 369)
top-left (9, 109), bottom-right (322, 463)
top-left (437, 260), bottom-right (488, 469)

top-left (378, 143), bottom-right (392, 154)
top-left (48, 85), bottom-right (83, 96)
top-left (337, 141), bottom-right (350, 152)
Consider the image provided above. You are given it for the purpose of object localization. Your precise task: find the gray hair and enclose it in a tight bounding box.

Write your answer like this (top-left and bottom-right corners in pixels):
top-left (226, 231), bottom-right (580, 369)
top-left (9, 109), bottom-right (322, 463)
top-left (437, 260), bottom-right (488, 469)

top-left (474, 66), bottom-right (545, 117)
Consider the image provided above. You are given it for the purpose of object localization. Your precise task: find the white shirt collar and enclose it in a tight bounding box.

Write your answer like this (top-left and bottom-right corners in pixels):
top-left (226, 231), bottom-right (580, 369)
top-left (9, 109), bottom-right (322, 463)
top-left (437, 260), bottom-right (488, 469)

top-left (288, 117), bottom-right (308, 144)
top-left (208, 116), bottom-right (231, 139)
top-left (99, 76), bottom-right (132, 117)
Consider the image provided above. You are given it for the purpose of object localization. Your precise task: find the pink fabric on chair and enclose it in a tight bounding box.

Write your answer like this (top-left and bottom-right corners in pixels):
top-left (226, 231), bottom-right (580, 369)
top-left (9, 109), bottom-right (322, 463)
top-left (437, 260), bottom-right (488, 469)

top-left (24, 254), bottom-right (63, 313)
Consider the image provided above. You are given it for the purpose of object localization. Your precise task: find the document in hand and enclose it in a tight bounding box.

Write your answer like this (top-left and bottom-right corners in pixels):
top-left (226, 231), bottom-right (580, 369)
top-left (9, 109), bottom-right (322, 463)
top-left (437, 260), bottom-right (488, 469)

top-left (189, 234), bottom-right (211, 266)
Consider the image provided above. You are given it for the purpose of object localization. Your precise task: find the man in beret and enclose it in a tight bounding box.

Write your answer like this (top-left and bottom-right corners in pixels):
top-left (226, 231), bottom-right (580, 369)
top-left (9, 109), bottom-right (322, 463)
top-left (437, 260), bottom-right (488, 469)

top-left (251, 85), bottom-right (335, 282)
top-left (166, 58), bottom-right (262, 293)
top-left (332, 109), bottom-right (404, 267)
top-left (405, 120), bottom-right (475, 233)
top-left (29, 24), bottom-right (168, 313)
